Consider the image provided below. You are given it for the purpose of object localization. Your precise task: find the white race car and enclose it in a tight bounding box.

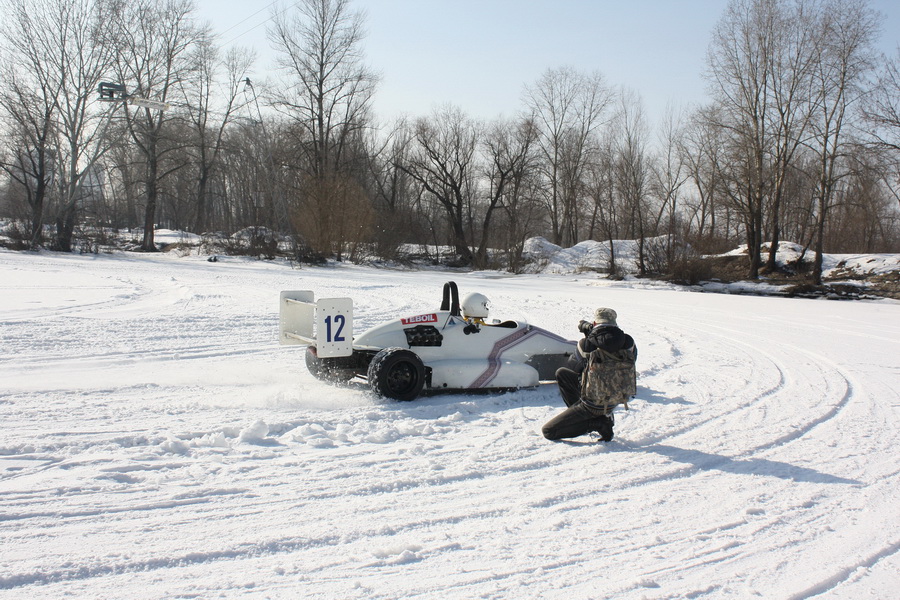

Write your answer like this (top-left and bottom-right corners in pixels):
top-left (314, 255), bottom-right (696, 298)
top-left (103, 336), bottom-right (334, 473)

top-left (279, 282), bottom-right (576, 401)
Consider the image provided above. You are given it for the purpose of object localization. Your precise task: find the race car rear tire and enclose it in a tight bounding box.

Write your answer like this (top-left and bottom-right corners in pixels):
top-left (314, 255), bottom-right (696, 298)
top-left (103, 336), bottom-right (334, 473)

top-left (305, 345), bottom-right (357, 382)
top-left (367, 347), bottom-right (425, 401)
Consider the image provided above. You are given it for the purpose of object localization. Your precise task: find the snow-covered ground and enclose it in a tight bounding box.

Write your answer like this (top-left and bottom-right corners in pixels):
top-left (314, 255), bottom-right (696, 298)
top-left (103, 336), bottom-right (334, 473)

top-left (1, 249), bottom-right (898, 599)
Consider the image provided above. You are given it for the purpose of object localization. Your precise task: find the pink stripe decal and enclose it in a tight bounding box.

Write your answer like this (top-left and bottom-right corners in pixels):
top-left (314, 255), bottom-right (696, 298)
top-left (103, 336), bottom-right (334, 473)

top-left (469, 327), bottom-right (542, 388)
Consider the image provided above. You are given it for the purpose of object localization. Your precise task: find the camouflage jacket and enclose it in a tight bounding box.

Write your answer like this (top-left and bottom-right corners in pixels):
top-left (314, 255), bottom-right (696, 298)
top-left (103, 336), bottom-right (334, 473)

top-left (568, 325), bottom-right (636, 373)
top-left (576, 325), bottom-right (638, 413)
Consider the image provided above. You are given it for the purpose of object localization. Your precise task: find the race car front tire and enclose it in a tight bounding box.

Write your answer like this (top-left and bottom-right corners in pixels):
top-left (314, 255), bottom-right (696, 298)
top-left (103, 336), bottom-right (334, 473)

top-left (367, 347), bottom-right (425, 401)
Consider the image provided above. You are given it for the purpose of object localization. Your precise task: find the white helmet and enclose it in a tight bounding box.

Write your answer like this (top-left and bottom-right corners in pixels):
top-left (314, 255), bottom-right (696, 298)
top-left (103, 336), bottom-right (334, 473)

top-left (461, 292), bottom-right (490, 319)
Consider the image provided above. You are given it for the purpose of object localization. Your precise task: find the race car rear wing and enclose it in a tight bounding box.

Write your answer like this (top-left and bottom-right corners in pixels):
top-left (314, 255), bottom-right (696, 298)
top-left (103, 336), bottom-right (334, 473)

top-left (279, 290), bottom-right (353, 358)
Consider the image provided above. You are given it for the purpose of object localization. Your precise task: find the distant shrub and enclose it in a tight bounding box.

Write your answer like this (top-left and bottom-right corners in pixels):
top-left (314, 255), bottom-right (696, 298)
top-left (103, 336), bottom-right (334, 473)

top-left (0, 221), bottom-right (32, 250)
top-left (667, 256), bottom-right (714, 285)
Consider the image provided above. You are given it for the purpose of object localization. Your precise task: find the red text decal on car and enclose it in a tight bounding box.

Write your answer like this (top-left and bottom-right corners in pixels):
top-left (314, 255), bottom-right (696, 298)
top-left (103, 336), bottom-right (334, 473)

top-left (401, 313), bottom-right (438, 325)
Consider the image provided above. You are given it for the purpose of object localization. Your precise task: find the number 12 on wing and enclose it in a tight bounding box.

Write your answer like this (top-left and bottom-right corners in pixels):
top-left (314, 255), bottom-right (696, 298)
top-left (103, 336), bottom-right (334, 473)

top-left (323, 314), bottom-right (346, 342)
top-left (315, 298), bottom-right (353, 358)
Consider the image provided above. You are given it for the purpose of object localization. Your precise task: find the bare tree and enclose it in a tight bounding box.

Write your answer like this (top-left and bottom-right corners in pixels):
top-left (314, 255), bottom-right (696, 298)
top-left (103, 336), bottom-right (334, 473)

top-left (681, 105), bottom-right (729, 249)
top-left (481, 116), bottom-right (540, 269)
top-left (611, 89), bottom-right (652, 275)
top-left (524, 66), bottom-right (612, 246)
top-left (105, 0), bottom-right (208, 251)
top-left (865, 47), bottom-right (900, 153)
top-left (1, 0), bottom-right (117, 251)
top-left (0, 0), bottom-right (64, 250)
top-left (364, 119), bottom-right (421, 258)
top-left (706, 0), bottom-right (778, 278)
top-left (269, 0), bottom-right (378, 254)
top-left (807, 0), bottom-right (879, 284)
top-left (825, 149), bottom-right (899, 252)
top-left (585, 135), bottom-right (620, 273)
top-left (762, 0), bottom-right (818, 272)
top-left (179, 43), bottom-right (254, 233)
top-left (217, 118), bottom-right (275, 232)
top-left (863, 46), bottom-right (900, 213)
top-left (865, 46), bottom-right (900, 152)
top-left (269, 0), bottom-right (377, 177)
top-left (652, 104), bottom-right (690, 262)
top-left (295, 168), bottom-right (373, 259)
top-left (400, 106), bottom-right (480, 265)
top-left (0, 67), bottom-right (57, 248)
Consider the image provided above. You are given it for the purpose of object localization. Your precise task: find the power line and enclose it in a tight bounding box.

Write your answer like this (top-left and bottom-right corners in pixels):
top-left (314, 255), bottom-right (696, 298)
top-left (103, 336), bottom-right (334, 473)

top-left (217, 1), bottom-right (302, 47)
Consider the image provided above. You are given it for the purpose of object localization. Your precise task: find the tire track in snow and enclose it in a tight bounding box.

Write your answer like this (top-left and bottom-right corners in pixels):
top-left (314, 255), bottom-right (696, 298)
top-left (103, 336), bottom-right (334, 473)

top-left (577, 303), bottom-right (897, 597)
top-left (668, 316), bottom-right (868, 458)
top-left (628, 313), bottom-right (792, 447)
top-left (579, 310), bottom-right (873, 501)
top-left (4, 341), bottom-right (279, 368)
top-left (786, 539), bottom-right (900, 599)
top-left (635, 312), bottom-right (862, 457)
top-left (0, 533), bottom-right (343, 590)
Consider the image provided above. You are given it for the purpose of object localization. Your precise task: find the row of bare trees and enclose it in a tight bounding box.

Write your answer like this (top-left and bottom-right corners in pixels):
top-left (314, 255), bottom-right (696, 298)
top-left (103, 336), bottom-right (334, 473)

top-left (704, 0), bottom-right (898, 282)
top-left (0, 0), bottom-right (253, 252)
top-left (1, 0), bottom-right (898, 278)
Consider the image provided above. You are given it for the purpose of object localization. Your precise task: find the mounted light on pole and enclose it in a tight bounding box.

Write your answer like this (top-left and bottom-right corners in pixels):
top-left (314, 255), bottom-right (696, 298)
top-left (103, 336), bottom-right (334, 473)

top-left (127, 96), bottom-right (170, 111)
top-left (98, 81), bottom-right (127, 101)
top-left (97, 82), bottom-right (169, 112)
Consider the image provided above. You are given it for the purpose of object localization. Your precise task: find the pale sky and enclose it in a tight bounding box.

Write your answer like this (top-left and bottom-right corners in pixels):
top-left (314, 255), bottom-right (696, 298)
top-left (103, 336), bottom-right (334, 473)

top-left (196, 0), bottom-right (900, 126)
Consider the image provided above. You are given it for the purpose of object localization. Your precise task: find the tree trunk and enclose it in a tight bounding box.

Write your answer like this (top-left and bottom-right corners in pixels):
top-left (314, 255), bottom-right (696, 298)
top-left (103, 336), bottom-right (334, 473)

top-left (194, 165), bottom-right (210, 233)
top-left (55, 208), bottom-right (76, 253)
top-left (764, 194), bottom-right (782, 274)
top-left (30, 179), bottom-right (47, 249)
top-left (142, 156), bottom-right (159, 252)
top-left (746, 215), bottom-right (762, 279)
top-left (812, 196), bottom-right (827, 285)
